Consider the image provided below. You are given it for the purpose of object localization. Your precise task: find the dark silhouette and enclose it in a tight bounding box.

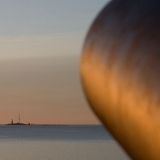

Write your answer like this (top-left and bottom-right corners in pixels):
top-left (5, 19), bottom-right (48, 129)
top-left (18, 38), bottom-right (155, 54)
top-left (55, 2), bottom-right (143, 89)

top-left (6, 114), bottom-right (30, 125)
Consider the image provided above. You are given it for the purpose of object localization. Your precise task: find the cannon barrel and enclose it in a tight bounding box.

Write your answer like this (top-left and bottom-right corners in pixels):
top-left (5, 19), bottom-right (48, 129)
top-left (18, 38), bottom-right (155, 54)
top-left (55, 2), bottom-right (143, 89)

top-left (81, 0), bottom-right (160, 159)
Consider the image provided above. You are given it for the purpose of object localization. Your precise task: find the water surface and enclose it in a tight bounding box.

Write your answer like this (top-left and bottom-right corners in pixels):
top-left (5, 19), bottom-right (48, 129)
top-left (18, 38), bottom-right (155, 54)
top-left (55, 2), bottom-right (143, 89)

top-left (0, 125), bottom-right (130, 160)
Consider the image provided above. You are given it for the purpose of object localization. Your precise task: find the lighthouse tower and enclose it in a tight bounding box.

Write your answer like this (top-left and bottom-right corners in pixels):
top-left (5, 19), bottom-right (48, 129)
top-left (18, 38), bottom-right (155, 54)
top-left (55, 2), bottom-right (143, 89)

top-left (19, 114), bottom-right (20, 123)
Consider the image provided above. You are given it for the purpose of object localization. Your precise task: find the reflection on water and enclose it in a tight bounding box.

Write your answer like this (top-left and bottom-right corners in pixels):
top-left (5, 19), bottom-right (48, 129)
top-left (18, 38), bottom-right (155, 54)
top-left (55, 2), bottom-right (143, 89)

top-left (0, 140), bottom-right (129, 160)
top-left (0, 125), bottom-right (111, 141)
top-left (0, 125), bottom-right (130, 160)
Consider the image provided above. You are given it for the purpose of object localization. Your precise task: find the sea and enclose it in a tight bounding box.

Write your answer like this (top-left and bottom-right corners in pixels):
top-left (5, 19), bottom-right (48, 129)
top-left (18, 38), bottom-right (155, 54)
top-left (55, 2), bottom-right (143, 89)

top-left (0, 125), bottom-right (130, 160)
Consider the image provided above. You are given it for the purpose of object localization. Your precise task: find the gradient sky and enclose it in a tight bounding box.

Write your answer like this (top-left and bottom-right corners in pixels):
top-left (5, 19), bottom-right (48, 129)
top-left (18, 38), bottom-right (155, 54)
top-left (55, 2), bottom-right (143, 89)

top-left (0, 0), bottom-right (110, 124)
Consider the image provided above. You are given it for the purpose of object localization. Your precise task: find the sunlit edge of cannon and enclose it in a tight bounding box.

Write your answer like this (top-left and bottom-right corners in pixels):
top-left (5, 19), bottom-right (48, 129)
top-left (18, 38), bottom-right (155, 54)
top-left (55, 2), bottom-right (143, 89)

top-left (80, 0), bottom-right (160, 159)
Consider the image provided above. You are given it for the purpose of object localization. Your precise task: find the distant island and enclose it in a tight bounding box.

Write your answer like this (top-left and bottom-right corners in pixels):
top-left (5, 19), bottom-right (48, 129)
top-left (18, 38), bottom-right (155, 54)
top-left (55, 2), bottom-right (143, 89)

top-left (6, 114), bottom-right (31, 125)
top-left (6, 122), bottom-right (30, 125)
top-left (5, 114), bottom-right (69, 126)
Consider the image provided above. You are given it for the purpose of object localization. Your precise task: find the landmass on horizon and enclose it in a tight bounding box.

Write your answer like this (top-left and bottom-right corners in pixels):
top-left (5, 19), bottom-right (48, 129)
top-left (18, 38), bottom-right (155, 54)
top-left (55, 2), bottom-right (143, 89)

top-left (6, 114), bottom-right (31, 125)
top-left (5, 114), bottom-right (69, 126)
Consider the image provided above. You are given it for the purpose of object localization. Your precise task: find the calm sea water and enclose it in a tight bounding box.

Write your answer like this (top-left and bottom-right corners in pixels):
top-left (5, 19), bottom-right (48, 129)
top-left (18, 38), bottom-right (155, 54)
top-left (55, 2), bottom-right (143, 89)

top-left (0, 125), bottom-right (130, 160)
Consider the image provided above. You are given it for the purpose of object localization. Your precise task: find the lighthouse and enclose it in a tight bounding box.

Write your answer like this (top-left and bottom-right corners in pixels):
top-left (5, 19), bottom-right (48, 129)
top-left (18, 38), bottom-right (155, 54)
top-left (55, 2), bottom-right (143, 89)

top-left (19, 114), bottom-right (20, 123)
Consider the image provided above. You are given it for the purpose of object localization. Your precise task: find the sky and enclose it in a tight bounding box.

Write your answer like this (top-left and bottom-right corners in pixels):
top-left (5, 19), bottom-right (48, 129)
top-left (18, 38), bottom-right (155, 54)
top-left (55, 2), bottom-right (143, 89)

top-left (0, 0), bottom-right (110, 124)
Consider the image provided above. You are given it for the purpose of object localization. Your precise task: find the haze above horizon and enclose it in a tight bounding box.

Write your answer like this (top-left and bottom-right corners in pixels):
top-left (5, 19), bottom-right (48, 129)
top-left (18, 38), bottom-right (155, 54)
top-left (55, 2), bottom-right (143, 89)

top-left (0, 0), bottom-right (110, 124)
